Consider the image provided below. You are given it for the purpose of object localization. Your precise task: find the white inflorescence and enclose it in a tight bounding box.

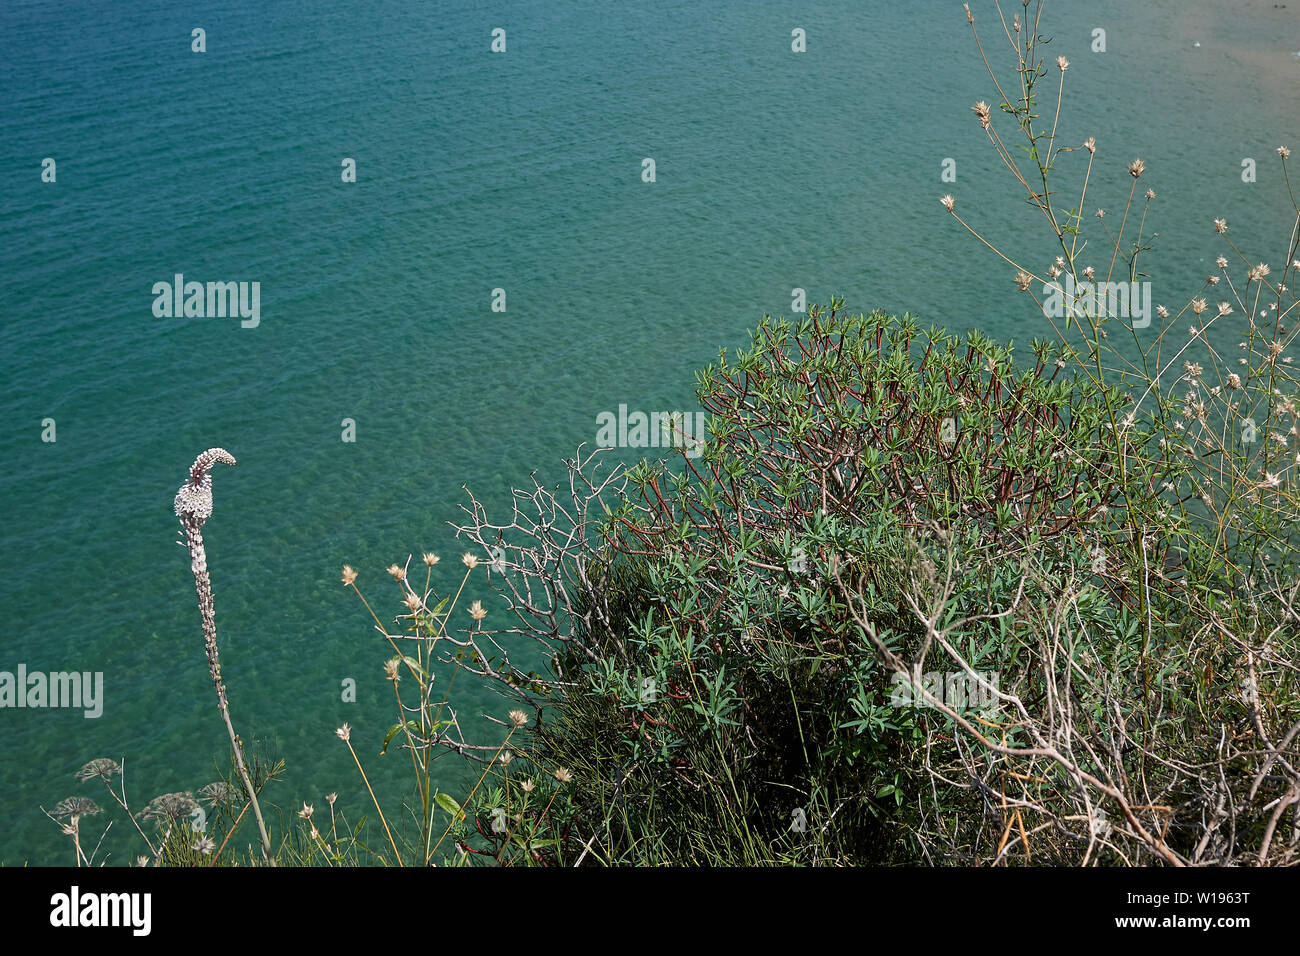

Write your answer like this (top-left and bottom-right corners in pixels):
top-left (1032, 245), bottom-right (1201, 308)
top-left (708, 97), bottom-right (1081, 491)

top-left (174, 448), bottom-right (236, 524)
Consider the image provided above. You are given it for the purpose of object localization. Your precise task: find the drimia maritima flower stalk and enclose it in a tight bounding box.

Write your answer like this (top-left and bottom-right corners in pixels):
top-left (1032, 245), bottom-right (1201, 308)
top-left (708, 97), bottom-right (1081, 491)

top-left (175, 447), bottom-right (274, 864)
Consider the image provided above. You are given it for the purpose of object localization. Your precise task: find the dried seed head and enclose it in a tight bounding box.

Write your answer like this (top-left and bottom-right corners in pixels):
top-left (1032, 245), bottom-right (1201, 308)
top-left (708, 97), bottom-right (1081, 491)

top-left (940, 194), bottom-right (956, 212)
top-left (199, 782), bottom-right (232, 806)
top-left (1128, 158), bottom-right (1146, 178)
top-left (76, 759), bottom-right (121, 782)
top-left (139, 792), bottom-right (197, 824)
top-left (54, 797), bottom-right (102, 820)
top-left (341, 565), bottom-right (357, 586)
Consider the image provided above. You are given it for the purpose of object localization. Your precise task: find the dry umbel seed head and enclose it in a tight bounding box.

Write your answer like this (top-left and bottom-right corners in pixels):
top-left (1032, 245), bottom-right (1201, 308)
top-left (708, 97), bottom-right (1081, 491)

top-left (139, 792), bottom-right (198, 824)
top-left (76, 759), bottom-right (121, 782)
top-left (199, 782), bottom-right (232, 806)
top-left (54, 797), bottom-right (102, 820)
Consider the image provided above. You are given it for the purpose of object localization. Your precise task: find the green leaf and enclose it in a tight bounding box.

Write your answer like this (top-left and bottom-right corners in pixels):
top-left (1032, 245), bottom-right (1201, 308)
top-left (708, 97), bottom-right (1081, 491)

top-left (380, 719), bottom-right (422, 755)
top-left (434, 792), bottom-right (464, 821)
top-left (380, 723), bottom-right (404, 755)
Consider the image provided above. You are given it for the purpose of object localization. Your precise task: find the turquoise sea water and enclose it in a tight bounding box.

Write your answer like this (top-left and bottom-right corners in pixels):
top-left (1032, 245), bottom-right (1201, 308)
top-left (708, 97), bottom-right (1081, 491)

top-left (2, 0), bottom-right (1298, 863)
